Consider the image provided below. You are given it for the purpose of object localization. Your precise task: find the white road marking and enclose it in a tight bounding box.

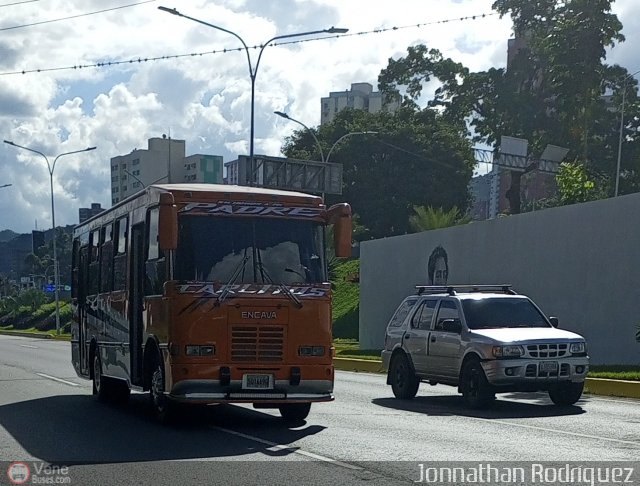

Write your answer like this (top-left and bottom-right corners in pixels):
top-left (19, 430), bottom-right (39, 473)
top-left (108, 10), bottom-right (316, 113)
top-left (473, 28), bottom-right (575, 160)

top-left (35, 373), bottom-right (79, 387)
top-left (19, 344), bottom-right (38, 349)
top-left (461, 415), bottom-right (640, 447)
top-left (213, 426), bottom-right (363, 470)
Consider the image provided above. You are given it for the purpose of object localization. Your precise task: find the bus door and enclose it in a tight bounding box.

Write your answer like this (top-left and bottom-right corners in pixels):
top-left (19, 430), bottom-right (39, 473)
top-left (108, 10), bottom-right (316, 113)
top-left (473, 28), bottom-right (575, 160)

top-left (129, 223), bottom-right (145, 386)
top-left (78, 245), bottom-right (90, 375)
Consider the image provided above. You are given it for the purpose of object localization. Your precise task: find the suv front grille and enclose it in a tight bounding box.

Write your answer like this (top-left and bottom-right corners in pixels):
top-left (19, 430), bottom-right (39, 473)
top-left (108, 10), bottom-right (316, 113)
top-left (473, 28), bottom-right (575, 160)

top-left (526, 343), bottom-right (568, 358)
top-left (231, 325), bottom-right (284, 362)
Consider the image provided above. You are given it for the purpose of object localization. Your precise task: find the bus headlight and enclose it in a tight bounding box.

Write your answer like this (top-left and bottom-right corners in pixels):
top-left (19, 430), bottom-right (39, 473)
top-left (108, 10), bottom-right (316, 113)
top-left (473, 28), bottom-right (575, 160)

top-left (299, 346), bottom-right (325, 356)
top-left (185, 345), bottom-right (216, 356)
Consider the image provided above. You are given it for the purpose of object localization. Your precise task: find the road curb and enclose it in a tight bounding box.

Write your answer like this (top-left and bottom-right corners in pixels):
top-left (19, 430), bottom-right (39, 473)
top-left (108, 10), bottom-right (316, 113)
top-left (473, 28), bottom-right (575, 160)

top-left (334, 357), bottom-right (385, 373)
top-left (0, 329), bottom-right (70, 341)
top-left (584, 377), bottom-right (640, 399)
top-left (334, 357), bottom-right (640, 400)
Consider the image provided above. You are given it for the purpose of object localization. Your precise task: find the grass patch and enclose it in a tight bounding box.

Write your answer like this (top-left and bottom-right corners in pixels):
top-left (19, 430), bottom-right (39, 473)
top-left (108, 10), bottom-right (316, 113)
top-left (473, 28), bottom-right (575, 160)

top-left (0, 325), bottom-right (71, 340)
top-left (588, 365), bottom-right (640, 381)
top-left (334, 338), bottom-right (381, 361)
top-left (331, 259), bottom-right (360, 339)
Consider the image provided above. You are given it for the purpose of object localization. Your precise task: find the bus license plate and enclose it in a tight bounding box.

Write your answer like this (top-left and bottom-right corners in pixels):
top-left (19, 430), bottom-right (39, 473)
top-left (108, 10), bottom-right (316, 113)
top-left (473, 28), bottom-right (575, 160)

top-left (539, 361), bottom-right (558, 372)
top-left (242, 374), bottom-right (274, 390)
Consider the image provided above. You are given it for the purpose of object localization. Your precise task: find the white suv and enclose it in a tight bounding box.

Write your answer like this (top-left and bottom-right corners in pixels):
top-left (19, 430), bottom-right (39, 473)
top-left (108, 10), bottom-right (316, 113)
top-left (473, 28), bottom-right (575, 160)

top-left (381, 285), bottom-right (589, 408)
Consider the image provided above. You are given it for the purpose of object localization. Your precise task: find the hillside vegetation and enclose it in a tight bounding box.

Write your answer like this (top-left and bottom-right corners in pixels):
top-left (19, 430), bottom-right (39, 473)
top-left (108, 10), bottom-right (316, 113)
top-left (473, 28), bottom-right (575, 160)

top-left (331, 259), bottom-right (360, 339)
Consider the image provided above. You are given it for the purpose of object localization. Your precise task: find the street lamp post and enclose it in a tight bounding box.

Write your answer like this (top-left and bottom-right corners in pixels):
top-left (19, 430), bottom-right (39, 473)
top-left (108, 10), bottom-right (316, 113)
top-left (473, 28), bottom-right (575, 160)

top-left (325, 131), bottom-right (379, 163)
top-left (158, 6), bottom-right (347, 184)
top-left (275, 110), bottom-right (378, 164)
top-left (4, 140), bottom-right (96, 334)
top-left (615, 69), bottom-right (640, 197)
top-left (274, 111), bottom-right (326, 162)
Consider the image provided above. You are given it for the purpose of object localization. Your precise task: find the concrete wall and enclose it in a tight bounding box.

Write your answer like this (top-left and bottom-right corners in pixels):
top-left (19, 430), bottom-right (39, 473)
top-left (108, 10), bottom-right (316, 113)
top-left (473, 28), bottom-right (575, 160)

top-left (359, 193), bottom-right (640, 364)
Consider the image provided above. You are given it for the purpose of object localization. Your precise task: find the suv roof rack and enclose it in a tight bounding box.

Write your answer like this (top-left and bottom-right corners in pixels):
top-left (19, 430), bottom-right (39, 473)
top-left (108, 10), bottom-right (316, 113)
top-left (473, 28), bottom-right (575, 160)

top-left (415, 284), bottom-right (517, 296)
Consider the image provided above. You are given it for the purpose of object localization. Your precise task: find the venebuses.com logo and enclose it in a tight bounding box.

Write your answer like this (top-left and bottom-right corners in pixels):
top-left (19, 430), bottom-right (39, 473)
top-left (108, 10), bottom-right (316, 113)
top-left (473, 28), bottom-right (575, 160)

top-left (5, 462), bottom-right (70, 484)
top-left (6, 462), bottom-right (30, 485)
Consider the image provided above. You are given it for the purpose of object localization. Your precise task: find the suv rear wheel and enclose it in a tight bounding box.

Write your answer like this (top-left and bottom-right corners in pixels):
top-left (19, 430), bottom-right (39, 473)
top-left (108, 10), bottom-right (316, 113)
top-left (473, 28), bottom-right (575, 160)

top-left (390, 353), bottom-right (419, 399)
top-left (460, 358), bottom-right (494, 409)
top-left (548, 382), bottom-right (584, 406)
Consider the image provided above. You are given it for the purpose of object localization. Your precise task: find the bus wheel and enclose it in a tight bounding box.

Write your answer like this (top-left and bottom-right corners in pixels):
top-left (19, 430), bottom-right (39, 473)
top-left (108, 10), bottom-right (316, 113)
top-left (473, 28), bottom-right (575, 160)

top-left (278, 403), bottom-right (311, 423)
top-left (149, 358), bottom-right (173, 423)
top-left (92, 352), bottom-right (109, 401)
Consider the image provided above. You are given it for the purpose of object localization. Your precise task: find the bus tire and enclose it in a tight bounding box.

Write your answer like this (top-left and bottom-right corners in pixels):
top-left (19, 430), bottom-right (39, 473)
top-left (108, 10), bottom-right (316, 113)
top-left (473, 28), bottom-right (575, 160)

top-left (278, 403), bottom-right (311, 423)
top-left (149, 353), bottom-right (173, 423)
top-left (92, 351), bottom-right (110, 401)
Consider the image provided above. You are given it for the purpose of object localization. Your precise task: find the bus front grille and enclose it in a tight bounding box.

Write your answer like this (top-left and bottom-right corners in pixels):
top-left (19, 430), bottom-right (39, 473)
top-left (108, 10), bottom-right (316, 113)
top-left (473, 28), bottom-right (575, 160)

top-left (231, 326), bottom-right (284, 362)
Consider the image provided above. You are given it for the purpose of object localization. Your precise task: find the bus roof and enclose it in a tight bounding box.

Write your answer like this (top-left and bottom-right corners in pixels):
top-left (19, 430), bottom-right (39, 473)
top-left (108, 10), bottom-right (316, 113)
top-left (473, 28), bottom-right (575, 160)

top-left (75, 183), bottom-right (324, 232)
top-left (150, 183), bottom-right (321, 200)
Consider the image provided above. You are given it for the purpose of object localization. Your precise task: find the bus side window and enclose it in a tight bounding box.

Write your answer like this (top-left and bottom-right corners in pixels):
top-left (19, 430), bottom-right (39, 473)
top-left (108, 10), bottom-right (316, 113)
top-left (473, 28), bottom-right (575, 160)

top-left (145, 207), bottom-right (165, 296)
top-left (77, 231), bottom-right (90, 304)
top-left (88, 229), bottom-right (101, 296)
top-left (71, 239), bottom-right (80, 300)
top-left (114, 216), bottom-right (128, 291)
top-left (100, 223), bottom-right (114, 293)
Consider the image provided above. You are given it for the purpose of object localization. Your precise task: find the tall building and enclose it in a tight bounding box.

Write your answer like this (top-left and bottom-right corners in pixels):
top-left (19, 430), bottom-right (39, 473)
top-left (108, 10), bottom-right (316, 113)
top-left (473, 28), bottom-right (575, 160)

top-left (78, 203), bottom-right (105, 224)
top-left (320, 82), bottom-right (400, 125)
top-left (110, 136), bottom-right (223, 205)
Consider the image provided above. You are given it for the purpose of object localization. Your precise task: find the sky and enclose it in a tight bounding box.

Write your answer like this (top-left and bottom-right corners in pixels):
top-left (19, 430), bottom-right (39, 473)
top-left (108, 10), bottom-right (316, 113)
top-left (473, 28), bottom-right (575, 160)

top-left (1, 0), bottom-right (639, 234)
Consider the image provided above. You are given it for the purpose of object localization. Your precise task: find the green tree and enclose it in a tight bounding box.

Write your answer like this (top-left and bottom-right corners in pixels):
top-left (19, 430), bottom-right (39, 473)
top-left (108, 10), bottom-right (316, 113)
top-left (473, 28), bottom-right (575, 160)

top-left (282, 108), bottom-right (474, 240)
top-left (555, 161), bottom-right (607, 205)
top-left (408, 206), bottom-right (470, 233)
top-left (379, 0), bottom-right (638, 209)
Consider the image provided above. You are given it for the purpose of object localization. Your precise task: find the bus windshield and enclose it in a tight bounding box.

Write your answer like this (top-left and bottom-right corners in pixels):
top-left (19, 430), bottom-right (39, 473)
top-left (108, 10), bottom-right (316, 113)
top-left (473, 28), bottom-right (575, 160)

top-left (175, 215), bottom-right (327, 284)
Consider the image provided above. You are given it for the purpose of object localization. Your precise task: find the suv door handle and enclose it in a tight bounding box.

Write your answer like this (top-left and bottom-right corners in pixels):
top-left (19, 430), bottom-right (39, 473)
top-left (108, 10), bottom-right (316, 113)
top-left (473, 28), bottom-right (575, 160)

top-left (430, 335), bottom-right (436, 343)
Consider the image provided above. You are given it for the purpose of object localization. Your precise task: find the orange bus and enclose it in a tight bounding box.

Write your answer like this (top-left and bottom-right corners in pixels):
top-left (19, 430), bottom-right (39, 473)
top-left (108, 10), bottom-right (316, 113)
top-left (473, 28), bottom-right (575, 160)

top-left (71, 183), bottom-right (352, 422)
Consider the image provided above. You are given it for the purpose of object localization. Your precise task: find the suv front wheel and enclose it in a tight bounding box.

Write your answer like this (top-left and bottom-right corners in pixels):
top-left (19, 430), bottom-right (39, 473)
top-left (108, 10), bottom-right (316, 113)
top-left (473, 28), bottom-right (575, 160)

top-left (390, 353), bottom-right (419, 399)
top-left (548, 382), bottom-right (584, 406)
top-left (460, 358), bottom-right (494, 409)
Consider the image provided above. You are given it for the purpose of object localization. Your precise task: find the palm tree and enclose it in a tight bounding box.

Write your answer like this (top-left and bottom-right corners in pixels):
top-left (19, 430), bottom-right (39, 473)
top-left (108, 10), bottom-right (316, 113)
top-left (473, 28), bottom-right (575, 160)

top-left (409, 206), bottom-right (470, 232)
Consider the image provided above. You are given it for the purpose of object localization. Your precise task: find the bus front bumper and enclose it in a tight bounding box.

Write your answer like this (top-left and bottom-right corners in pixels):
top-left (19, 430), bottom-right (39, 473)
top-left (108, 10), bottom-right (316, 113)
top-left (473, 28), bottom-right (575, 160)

top-left (168, 379), bottom-right (334, 404)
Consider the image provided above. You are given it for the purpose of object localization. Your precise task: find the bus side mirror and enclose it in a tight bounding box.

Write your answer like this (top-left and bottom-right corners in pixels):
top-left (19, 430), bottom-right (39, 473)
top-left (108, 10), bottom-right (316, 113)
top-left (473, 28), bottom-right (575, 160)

top-left (327, 203), bottom-right (352, 258)
top-left (159, 193), bottom-right (178, 251)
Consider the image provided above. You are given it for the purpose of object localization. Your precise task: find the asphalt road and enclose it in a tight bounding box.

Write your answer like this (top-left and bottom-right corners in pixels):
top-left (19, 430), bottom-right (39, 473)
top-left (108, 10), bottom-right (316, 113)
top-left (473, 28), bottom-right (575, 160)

top-left (1, 334), bottom-right (639, 485)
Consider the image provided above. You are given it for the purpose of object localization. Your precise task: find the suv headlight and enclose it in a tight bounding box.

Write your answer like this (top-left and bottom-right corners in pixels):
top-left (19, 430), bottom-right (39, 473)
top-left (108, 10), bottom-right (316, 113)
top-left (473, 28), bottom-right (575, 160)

top-left (492, 345), bottom-right (524, 358)
top-left (570, 342), bottom-right (586, 354)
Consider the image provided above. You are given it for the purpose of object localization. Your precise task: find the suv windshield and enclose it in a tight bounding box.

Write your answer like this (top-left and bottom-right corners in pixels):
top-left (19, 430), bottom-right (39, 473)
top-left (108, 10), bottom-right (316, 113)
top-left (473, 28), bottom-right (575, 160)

top-left (175, 215), bottom-right (326, 284)
top-left (461, 297), bottom-right (550, 329)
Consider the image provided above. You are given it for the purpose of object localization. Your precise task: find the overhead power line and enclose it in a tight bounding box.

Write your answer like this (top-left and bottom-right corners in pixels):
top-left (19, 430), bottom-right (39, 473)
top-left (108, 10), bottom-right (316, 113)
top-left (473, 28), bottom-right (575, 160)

top-left (0, 0), bottom-right (156, 31)
top-left (0, 11), bottom-right (497, 76)
top-left (0, 0), bottom-right (39, 7)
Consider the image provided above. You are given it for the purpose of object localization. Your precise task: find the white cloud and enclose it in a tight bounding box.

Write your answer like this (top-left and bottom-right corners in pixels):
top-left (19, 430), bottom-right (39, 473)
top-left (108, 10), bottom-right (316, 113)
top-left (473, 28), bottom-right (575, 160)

top-left (0, 0), bottom-right (637, 232)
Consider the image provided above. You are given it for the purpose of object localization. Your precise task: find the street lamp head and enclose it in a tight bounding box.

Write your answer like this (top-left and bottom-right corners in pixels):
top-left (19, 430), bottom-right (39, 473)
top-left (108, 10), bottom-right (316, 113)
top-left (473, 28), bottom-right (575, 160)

top-left (86, 146), bottom-right (97, 152)
top-left (274, 111), bottom-right (290, 120)
top-left (158, 6), bottom-right (180, 15)
top-left (326, 27), bottom-right (348, 34)
top-left (3, 140), bottom-right (16, 146)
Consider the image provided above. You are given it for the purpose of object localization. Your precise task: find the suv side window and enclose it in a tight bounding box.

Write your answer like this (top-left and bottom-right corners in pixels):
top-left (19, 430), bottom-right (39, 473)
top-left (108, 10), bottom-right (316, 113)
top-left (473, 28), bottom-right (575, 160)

top-left (411, 299), bottom-right (438, 330)
top-left (434, 300), bottom-right (461, 332)
top-left (388, 298), bottom-right (418, 328)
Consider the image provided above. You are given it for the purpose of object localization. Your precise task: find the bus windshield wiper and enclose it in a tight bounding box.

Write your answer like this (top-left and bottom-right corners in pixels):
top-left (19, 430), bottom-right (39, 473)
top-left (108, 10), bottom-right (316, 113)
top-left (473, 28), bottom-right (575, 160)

top-left (257, 262), bottom-right (303, 309)
top-left (217, 255), bottom-right (251, 305)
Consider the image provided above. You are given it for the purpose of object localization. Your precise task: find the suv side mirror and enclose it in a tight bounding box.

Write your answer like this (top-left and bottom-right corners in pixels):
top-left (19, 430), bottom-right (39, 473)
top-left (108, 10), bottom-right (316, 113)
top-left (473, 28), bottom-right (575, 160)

top-left (549, 316), bottom-right (559, 328)
top-left (441, 318), bottom-right (462, 334)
